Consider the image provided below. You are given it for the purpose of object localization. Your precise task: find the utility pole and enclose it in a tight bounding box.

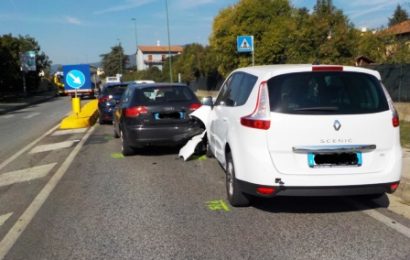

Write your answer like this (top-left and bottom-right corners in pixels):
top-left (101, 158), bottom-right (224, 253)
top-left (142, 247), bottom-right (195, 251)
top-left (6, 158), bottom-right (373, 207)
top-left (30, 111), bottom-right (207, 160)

top-left (117, 38), bottom-right (123, 75)
top-left (165, 0), bottom-right (173, 83)
top-left (131, 18), bottom-right (138, 70)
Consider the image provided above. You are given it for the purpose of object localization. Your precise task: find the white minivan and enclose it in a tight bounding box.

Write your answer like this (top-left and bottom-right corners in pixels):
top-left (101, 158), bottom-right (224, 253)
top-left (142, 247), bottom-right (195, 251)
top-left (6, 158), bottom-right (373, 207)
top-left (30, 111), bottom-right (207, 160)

top-left (204, 65), bottom-right (402, 206)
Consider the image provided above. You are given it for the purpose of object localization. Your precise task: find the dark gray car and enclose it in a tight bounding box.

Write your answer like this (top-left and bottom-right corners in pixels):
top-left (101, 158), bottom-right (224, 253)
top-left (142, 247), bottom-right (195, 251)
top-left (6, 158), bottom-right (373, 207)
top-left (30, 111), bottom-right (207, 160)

top-left (113, 83), bottom-right (203, 155)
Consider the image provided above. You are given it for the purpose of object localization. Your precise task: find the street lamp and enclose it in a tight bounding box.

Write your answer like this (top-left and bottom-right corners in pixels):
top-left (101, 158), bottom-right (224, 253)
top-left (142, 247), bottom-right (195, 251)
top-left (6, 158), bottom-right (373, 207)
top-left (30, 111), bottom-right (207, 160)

top-left (165, 0), bottom-right (173, 83)
top-left (131, 18), bottom-right (138, 70)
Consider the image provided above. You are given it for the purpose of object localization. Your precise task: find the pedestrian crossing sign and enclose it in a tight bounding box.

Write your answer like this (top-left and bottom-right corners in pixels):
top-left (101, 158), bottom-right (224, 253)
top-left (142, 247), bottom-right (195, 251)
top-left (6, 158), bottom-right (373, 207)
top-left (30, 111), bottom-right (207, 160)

top-left (237, 35), bottom-right (253, 53)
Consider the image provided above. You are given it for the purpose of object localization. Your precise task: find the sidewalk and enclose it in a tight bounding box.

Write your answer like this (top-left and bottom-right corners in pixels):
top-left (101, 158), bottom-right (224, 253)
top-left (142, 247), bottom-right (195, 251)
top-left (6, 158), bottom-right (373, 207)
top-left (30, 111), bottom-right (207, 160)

top-left (0, 90), bottom-right (57, 115)
top-left (395, 148), bottom-right (410, 204)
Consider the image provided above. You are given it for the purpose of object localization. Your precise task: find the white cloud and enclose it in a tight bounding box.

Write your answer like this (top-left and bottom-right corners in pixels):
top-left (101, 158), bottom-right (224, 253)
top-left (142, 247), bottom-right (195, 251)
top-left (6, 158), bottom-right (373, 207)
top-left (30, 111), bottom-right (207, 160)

top-left (65, 16), bottom-right (82, 25)
top-left (93, 0), bottom-right (155, 15)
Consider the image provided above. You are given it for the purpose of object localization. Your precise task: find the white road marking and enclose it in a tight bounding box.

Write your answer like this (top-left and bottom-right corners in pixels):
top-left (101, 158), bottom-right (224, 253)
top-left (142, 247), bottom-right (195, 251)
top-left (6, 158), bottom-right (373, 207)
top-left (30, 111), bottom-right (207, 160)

top-left (0, 124), bottom-right (60, 172)
top-left (0, 163), bottom-right (56, 188)
top-left (23, 112), bottom-right (40, 119)
top-left (345, 198), bottom-right (410, 239)
top-left (29, 140), bottom-right (78, 154)
top-left (1, 115), bottom-right (14, 119)
top-left (51, 128), bottom-right (87, 136)
top-left (0, 125), bottom-right (96, 259)
top-left (0, 213), bottom-right (13, 227)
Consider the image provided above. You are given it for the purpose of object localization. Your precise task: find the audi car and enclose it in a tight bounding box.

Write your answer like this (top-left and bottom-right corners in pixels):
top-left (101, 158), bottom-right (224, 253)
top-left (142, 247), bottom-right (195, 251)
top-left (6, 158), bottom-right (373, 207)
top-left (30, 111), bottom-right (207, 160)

top-left (113, 83), bottom-right (203, 155)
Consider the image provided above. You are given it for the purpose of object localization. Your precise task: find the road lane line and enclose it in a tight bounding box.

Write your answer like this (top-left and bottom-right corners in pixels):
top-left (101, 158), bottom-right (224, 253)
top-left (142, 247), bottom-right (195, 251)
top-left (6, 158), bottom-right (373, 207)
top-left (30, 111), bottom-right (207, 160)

top-left (23, 112), bottom-right (40, 119)
top-left (0, 125), bottom-right (95, 259)
top-left (51, 128), bottom-right (87, 136)
top-left (0, 163), bottom-right (56, 188)
top-left (0, 124), bottom-right (60, 172)
top-left (345, 198), bottom-right (410, 239)
top-left (0, 213), bottom-right (13, 227)
top-left (29, 140), bottom-right (78, 154)
top-left (1, 115), bottom-right (14, 119)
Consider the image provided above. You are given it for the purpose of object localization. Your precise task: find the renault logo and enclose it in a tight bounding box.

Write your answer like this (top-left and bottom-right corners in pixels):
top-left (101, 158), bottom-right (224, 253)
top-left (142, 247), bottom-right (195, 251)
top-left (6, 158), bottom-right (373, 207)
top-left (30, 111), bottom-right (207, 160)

top-left (333, 120), bottom-right (341, 131)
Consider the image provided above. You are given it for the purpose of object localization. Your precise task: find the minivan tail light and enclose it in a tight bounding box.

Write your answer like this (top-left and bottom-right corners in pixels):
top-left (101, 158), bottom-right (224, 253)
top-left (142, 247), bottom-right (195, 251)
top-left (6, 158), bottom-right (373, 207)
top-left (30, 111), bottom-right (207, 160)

top-left (392, 110), bottom-right (400, 127)
top-left (189, 103), bottom-right (202, 111)
top-left (312, 65), bottom-right (343, 72)
top-left (240, 81), bottom-right (271, 130)
top-left (124, 106), bottom-right (148, 117)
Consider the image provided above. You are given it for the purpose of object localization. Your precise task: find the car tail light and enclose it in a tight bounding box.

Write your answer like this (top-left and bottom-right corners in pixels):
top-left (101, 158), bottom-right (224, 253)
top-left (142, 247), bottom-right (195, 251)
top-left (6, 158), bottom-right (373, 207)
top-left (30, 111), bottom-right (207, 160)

top-left (189, 103), bottom-right (202, 111)
top-left (99, 96), bottom-right (109, 103)
top-left (256, 186), bottom-right (276, 195)
top-left (240, 81), bottom-right (271, 130)
top-left (124, 106), bottom-right (148, 117)
top-left (392, 110), bottom-right (400, 127)
top-left (312, 65), bottom-right (343, 72)
top-left (389, 182), bottom-right (400, 193)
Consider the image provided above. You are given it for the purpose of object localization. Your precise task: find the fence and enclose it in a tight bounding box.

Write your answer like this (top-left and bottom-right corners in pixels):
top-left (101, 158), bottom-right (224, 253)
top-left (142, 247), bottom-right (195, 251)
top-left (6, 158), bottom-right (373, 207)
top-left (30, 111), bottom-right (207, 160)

top-left (366, 64), bottom-right (410, 103)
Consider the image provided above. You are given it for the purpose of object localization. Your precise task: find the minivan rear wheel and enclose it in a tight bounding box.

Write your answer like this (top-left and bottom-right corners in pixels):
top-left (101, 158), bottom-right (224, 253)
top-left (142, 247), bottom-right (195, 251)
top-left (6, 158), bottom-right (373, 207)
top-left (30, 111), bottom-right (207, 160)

top-left (120, 129), bottom-right (134, 156)
top-left (225, 152), bottom-right (250, 207)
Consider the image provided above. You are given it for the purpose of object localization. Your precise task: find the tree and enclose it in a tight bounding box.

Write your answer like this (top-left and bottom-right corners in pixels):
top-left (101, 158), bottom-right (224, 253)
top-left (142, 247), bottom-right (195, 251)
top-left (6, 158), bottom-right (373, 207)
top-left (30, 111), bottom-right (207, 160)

top-left (388, 4), bottom-right (409, 27)
top-left (0, 34), bottom-right (51, 94)
top-left (100, 44), bottom-right (128, 77)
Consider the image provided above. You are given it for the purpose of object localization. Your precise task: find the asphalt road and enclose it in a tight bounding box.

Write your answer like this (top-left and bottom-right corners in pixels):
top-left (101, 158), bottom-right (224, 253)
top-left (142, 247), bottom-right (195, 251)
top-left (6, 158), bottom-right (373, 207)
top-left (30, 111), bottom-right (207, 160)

top-left (2, 123), bottom-right (410, 260)
top-left (0, 96), bottom-right (71, 162)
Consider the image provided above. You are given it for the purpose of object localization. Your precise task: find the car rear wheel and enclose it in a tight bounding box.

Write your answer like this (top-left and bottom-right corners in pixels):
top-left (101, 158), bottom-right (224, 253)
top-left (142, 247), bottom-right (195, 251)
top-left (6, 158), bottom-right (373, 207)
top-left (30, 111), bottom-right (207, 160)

top-left (120, 129), bottom-right (134, 156)
top-left (225, 152), bottom-right (250, 207)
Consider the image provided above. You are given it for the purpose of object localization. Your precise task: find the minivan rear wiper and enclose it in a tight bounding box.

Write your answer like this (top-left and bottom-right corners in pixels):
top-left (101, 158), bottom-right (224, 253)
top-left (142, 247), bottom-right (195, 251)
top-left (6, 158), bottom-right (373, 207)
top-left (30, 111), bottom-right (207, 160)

top-left (293, 106), bottom-right (339, 111)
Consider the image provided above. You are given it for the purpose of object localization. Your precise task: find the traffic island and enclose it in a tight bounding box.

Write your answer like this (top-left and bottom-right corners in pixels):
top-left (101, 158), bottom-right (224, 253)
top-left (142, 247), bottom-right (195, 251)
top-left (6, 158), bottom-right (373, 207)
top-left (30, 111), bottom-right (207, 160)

top-left (60, 99), bottom-right (98, 129)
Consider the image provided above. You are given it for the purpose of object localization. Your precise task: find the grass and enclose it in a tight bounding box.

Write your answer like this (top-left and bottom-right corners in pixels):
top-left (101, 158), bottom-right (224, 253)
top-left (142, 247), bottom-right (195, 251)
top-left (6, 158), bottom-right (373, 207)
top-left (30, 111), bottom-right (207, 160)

top-left (401, 121), bottom-right (410, 149)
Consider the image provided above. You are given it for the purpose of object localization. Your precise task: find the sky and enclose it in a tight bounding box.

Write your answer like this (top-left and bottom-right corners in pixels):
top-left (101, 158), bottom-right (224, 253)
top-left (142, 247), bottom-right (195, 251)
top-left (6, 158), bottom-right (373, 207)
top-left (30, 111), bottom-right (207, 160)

top-left (0, 0), bottom-right (408, 65)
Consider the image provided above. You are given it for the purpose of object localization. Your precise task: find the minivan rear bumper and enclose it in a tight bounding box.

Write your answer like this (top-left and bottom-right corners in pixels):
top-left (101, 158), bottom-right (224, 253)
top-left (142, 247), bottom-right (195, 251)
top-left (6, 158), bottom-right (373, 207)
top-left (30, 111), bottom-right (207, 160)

top-left (237, 179), bottom-right (400, 197)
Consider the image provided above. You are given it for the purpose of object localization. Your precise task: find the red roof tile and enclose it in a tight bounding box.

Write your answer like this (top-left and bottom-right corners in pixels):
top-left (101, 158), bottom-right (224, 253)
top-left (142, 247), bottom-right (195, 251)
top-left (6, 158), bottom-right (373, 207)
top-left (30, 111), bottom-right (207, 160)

top-left (138, 45), bottom-right (183, 53)
top-left (385, 20), bottom-right (410, 36)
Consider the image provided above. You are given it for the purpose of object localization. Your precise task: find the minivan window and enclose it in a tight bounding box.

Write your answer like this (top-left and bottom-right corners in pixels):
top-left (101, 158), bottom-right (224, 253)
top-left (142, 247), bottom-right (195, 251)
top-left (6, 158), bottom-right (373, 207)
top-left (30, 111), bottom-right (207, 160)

top-left (215, 72), bottom-right (257, 107)
top-left (267, 72), bottom-right (389, 114)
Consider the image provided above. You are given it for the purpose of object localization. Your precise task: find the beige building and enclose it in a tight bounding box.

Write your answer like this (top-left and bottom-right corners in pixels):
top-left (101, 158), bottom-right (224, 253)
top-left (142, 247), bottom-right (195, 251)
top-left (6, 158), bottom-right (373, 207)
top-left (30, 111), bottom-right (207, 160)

top-left (136, 43), bottom-right (183, 71)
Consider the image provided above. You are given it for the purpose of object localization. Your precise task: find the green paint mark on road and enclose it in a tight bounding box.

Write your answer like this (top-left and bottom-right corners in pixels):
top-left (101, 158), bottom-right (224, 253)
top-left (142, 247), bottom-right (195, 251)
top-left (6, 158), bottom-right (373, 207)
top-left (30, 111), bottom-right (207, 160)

top-left (206, 200), bottom-right (230, 212)
top-left (111, 153), bottom-right (124, 159)
top-left (197, 155), bottom-right (207, 161)
top-left (104, 135), bottom-right (114, 141)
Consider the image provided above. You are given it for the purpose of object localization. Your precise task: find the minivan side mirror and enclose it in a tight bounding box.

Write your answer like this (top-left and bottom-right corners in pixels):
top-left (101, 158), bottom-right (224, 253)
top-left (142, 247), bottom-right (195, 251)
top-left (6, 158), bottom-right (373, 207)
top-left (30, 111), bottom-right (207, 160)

top-left (201, 96), bottom-right (214, 108)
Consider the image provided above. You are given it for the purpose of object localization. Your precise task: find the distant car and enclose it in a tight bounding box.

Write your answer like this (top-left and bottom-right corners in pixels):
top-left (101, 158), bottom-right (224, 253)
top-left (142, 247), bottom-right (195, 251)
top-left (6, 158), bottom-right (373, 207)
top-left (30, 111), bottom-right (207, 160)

top-left (113, 83), bottom-right (203, 155)
top-left (204, 64), bottom-right (402, 207)
top-left (98, 82), bottom-right (129, 124)
top-left (134, 80), bottom-right (155, 84)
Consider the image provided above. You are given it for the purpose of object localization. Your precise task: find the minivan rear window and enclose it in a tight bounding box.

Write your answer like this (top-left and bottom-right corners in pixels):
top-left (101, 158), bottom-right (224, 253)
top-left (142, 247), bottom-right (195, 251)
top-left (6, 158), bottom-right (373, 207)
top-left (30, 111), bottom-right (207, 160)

top-left (135, 86), bottom-right (196, 105)
top-left (267, 72), bottom-right (389, 114)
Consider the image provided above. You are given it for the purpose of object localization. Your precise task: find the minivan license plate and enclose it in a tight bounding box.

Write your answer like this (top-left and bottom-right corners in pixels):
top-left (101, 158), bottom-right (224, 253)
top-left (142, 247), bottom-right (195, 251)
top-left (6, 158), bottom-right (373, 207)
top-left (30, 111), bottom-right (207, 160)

top-left (308, 152), bottom-right (362, 168)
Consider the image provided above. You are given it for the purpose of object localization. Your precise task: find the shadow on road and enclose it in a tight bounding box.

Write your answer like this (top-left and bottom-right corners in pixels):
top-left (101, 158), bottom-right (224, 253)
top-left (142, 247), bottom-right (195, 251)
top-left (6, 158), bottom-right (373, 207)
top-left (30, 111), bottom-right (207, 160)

top-left (251, 194), bottom-right (390, 214)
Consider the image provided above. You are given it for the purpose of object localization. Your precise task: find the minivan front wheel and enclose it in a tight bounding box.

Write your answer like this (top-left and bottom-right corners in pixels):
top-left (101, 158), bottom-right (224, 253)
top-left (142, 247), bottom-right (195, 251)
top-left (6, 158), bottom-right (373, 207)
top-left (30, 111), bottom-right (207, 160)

top-left (225, 152), bottom-right (250, 207)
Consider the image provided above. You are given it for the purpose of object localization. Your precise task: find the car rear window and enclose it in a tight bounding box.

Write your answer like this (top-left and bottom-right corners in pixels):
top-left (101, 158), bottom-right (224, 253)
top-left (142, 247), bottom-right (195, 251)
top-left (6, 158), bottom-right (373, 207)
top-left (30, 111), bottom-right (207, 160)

top-left (102, 84), bottom-right (128, 96)
top-left (134, 86), bottom-right (197, 105)
top-left (267, 72), bottom-right (389, 115)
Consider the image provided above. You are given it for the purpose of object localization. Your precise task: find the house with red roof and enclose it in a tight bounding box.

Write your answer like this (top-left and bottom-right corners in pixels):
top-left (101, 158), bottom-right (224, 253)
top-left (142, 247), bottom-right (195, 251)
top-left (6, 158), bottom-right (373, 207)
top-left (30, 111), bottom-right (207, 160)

top-left (136, 42), bottom-right (183, 71)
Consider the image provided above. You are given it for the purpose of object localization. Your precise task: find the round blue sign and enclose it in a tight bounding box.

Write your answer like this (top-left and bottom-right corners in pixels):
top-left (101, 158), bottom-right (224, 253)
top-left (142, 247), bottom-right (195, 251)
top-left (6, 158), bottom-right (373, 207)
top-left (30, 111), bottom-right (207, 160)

top-left (66, 70), bottom-right (85, 89)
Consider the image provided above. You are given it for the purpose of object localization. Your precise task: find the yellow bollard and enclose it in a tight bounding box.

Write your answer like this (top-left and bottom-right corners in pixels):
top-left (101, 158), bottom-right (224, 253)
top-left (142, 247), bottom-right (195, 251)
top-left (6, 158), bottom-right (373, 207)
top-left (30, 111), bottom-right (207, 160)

top-left (72, 97), bottom-right (81, 114)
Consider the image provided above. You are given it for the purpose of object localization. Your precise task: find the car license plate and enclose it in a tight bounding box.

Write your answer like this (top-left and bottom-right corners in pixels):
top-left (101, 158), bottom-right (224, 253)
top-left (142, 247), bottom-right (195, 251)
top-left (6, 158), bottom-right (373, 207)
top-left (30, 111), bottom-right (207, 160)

top-left (154, 112), bottom-right (185, 120)
top-left (308, 152), bottom-right (362, 168)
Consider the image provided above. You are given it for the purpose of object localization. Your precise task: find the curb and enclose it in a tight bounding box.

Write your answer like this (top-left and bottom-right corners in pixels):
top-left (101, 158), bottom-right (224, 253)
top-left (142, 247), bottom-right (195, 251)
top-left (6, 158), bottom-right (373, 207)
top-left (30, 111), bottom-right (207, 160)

top-left (60, 100), bottom-right (98, 129)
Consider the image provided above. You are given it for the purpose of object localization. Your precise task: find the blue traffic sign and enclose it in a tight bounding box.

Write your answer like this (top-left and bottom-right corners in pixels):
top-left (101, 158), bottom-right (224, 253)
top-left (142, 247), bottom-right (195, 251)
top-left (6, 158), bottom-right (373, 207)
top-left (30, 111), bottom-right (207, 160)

top-left (237, 35), bottom-right (253, 53)
top-left (63, 64), bottom-right (91, 92)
